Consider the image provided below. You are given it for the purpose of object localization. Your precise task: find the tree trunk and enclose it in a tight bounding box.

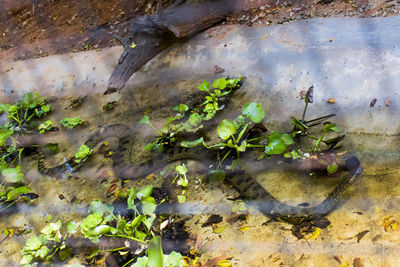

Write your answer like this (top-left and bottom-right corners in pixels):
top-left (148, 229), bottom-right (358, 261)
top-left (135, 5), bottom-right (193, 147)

top-left (105, 0), bottom-right (243, 94)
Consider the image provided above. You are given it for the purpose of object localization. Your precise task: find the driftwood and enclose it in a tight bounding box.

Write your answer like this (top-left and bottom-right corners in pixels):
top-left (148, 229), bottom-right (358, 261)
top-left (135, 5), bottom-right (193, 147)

top-left (105, 0), bottom-right (244, 94)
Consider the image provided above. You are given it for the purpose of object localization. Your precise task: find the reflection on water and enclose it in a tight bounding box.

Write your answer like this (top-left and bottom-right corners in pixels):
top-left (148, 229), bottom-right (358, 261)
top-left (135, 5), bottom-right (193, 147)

top-left (0, 89), bottom-right (400, 267)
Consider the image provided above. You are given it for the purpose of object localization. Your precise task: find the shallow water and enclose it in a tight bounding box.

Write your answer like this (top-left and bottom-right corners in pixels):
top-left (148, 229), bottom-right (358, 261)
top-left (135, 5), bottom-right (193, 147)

top-left (1, 16), bottom-right (400, 267)
top-left (0, 84), bottom-right (400, 267)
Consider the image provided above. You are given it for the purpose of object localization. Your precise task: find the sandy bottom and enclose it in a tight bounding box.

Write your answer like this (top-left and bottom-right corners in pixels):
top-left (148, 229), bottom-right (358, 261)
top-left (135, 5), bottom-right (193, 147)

top-left (0, 88), bottom-right (399, 267)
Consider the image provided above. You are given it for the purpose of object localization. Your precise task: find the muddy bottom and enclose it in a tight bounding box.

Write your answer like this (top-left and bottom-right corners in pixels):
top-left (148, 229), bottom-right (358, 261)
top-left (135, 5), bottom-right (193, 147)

top-left (0, 85), bottom-right (399, 267)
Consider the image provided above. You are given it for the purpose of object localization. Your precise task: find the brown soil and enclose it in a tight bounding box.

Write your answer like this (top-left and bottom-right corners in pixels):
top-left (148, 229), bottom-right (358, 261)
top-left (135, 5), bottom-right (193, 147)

top-left (0, 0), bottom-right (399, 62)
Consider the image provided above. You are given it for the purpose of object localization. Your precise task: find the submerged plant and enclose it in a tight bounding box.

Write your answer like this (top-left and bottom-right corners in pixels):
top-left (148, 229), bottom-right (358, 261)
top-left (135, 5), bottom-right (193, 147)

top-left (74, 144), bottom-right (92, 163)
top-left (38, 120), bottom-right (54, 133)
top-left (60, 117), bottom-right (83, 129)
top-left (139, 77), bottom-right (244, 152)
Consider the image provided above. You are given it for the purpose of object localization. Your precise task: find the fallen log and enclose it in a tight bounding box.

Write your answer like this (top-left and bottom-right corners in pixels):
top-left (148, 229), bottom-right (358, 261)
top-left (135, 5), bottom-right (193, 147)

top-left (105, 0), bottom-right (243, 94)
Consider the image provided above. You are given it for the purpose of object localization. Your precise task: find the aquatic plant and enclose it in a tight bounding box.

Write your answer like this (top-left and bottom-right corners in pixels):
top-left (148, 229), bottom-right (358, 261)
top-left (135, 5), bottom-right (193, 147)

top-left (139, 77), bottom-right (244, 152)
top-left (60, 117), bottom-right (83, 129)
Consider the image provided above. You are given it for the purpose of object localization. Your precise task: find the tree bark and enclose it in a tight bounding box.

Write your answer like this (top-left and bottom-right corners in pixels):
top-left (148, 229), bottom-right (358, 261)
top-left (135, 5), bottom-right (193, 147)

top-left (105, 0), bottom-right (243, 94)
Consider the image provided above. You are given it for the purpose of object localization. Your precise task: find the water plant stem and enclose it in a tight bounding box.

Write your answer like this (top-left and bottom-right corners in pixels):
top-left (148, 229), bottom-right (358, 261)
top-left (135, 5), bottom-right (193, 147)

top-left (105, 234), bottom-right (147, 244)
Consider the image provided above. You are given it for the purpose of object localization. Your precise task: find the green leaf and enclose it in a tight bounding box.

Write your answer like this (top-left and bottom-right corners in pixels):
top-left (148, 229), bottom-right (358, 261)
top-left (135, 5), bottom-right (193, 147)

top-left (172, 104), bottom-right (189, 113)
top-left (41, 220), bottom-right (62, 240)
top-left (67, 222), bottom-right (78, 234)
top-left (141, 196), bottom-right (157, 215)
top-left (92, 225), bottom-right (112, 235)
top-left (58, 247), bottom-right (72, 261)
top-left (6, 186), bottom-right (30, 201)
top-left (88, 200), bottom-right (114, 216)
top-left (177, 195), bottom-right (186, 203)
top-left (135, 230), bottom-right (147, 241)
top-left (175, 164), bottom-right (188, 176)
top-left (41, 104), bottom-right (51, 113)
top-left (138, 115), bottom-right (150, 124)
top-left (80, 213), bottom-right (103, 235)
top-left (217, 119), bottom-right (238, 140)
top-left (132, 256), bottom-right (148, 267)
top-left (38, 120), bottom-right (53, 133)
top-left (212, 78), bottom-right (227, 90)
top-left (188, 113), bottom-right (202, 127)
top-left (0, 128), bottom-right (13, 146)
top-left (44, 143), bottom-right (59, 153)
top-left (0, 103), bottom-right (10, 113)
top-left (208, 169), bottom-right (225, 182)
top-left (23, 235), bottom-right (47, 251)
top-left (60, 117), bottom-right (83, 129)
top-left (2, 168), bottom-right (24, 183)
top-left (242, 102), bottom-right (266, 123)
top-left (265, 132), bottom-right (294, 155)
top-left (290, 117), bottom-right (309, 131)
top-left (147, 236), bottom-right (164, 267)
top-left (74, 144), bottom-right (92, 163)
top-left (20, 255), bottom-right (34, 265)
top-left (237, 140), bottom-right (247, 152)
top-left (130, 215), bottom-right (146, 228)
top-left (164, 251), bottom-right (184, 267)
top-left (327, 163), bottom-right (338, 174)
top-left (137, 185), bottom-right (154, 199)
top-left (180, 137), bottom-right (205, 148)
top-left (323, 123), bottom-right (338, 133)
top-left (198, 81), bottom-right (210, 92)
top-left (35, 245), bottom-right (50, 258)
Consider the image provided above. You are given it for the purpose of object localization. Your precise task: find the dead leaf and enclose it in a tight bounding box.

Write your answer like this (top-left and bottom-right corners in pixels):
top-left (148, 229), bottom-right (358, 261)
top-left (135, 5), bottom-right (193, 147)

top-left (299, 90), bottom-right (306, 99)
top-left (385, 97), bottom-right (392, 107)
top-left (371, 234), bottom-right (381, 242)
top-left (327, 98), bottom-right (336, 103)
top-left (107, 184), bottom-right (117, 193)
top-left (356, 230), bottom-right (369, 243)
top-left (353, 258), bottom-right (365, 267)
top-left (370, 98), bottom-right (377, 107)
top-left (333, 255), bottom-right (343, 264)
top-left (329, 38), bottom-right (334, 42)
top-left (260, 33), bottom-right (268, 39)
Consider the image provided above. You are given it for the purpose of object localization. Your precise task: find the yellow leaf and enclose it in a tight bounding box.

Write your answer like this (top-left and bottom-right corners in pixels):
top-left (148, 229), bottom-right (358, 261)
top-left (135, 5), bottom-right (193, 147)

top-left (307, 227), bottom-right (321, 239)
top-left (114, 189), bottom-right (120, 197)
top-left (260, 33), bottom-right (268, 40)
top-left (340, 263), bottom-right (349, 267)
top-left (8, 228), bottom-right (14, 238)
top-left (130, 42), bottom-right (137, 48)
top-left (214, 226), bottom-right (226, 234)
top-left (146, 173), bottom-right (155, 180)
top-left (217, 259), bottom-right (232, 267)
top-left (240, 225), bottom-right (250, 232)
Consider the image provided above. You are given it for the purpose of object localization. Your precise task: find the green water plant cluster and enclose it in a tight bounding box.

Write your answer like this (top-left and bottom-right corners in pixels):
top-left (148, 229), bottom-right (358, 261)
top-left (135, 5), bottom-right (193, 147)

top-left (60, 117), bottom-right (83, 129)
top-left (0, 92), bottom-right (53, 212)
top-left (20, 185), bottom-right (184, 266)
top-left (0, 91), bottom-right (51, 132)
top-left (173, 164), bottom-right (189, 203)
top-left (144, 85), bottom-right (345, 183)
top-left (139, 77), bottom-right (243, 152)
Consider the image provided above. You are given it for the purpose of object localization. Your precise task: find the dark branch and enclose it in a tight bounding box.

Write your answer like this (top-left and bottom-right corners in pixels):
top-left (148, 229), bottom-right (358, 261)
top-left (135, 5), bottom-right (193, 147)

top-left (105, 0), bottom-right (241, 94)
